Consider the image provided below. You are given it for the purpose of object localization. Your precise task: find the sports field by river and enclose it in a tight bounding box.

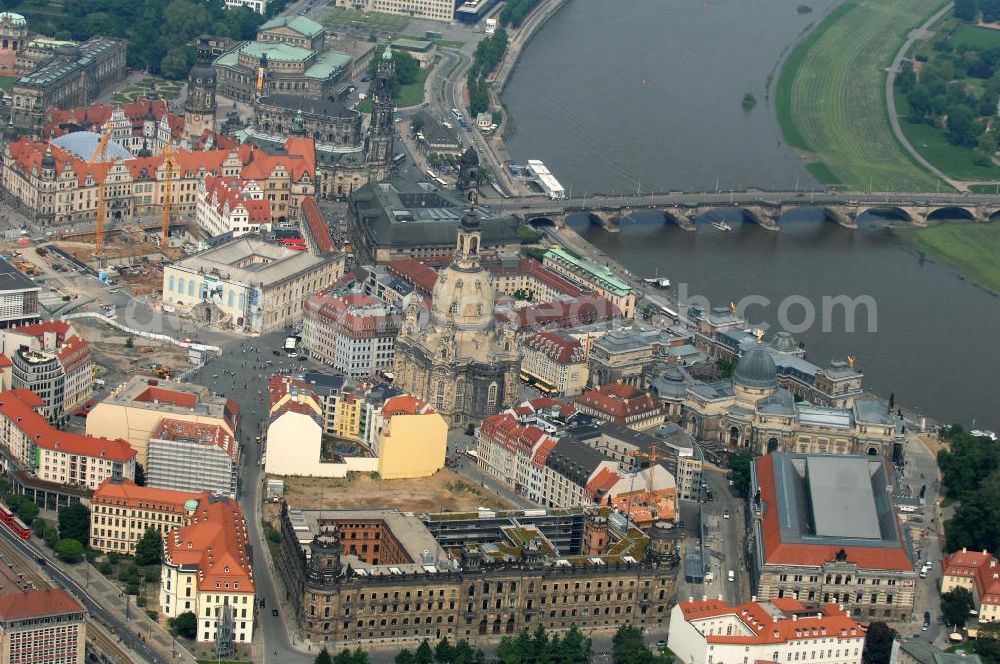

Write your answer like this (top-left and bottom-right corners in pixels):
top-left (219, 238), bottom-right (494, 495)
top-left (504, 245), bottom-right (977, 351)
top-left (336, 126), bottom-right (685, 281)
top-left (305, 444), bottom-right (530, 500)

top-left (776, 0), bottom-right (946, 191)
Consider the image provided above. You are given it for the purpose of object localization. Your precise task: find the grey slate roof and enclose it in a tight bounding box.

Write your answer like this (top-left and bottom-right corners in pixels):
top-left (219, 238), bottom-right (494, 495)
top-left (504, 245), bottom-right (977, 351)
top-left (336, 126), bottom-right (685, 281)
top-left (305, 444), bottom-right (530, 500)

top-left (351, 180), bottom-right (518, 251)
top-left (0, 259), bottom-right (40, 293)
top-left (546, 438), bottom-right (608, 485)
top-left (259, 94), bottom-right (359, 119)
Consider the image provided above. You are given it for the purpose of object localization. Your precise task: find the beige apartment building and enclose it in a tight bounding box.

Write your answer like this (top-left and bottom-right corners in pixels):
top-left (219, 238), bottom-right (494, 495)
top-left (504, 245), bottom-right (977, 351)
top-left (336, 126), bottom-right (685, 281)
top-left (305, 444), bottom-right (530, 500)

top-left (86, 376), bottom-right (239, 467)
top-left (90, 478), bottom-right (203, 554)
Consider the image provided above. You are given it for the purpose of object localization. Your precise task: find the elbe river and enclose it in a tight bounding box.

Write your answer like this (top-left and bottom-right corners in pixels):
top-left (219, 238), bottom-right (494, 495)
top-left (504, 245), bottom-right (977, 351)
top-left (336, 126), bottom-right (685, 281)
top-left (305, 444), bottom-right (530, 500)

top-left (502, 0), bottom-right (1000, 430)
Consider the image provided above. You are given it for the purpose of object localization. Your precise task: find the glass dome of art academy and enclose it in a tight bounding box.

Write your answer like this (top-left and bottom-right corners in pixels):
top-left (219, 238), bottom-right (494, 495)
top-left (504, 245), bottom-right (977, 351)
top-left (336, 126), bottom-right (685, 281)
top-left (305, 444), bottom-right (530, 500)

top-left (51, 131), bottom-right (133, 162)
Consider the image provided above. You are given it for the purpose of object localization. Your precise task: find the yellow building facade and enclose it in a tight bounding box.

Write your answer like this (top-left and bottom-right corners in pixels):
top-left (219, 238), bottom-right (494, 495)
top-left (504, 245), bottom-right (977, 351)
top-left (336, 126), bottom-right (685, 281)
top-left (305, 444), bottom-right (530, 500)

top-left (369, 395), bottom-right (447, 480)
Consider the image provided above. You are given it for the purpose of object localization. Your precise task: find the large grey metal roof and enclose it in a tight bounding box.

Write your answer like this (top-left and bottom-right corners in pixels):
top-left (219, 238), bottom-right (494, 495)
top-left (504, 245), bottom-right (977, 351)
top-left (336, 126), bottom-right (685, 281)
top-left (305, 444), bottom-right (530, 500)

top-left (51, 132), bottom-right (133, 162)
top-left (806, 456), bottom-right (881, 539)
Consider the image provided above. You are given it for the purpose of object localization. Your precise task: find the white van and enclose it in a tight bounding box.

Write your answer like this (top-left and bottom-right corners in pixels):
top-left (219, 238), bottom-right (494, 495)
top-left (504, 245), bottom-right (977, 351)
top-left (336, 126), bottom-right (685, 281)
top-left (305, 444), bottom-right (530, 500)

top-left (727, 570), bottom-right (735, 582)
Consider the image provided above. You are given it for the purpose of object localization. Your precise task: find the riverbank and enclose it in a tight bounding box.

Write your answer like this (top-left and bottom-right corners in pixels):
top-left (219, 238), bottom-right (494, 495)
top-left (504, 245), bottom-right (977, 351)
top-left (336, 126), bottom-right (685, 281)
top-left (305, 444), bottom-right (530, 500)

top-left (903, 222), bottom-right (1000, 293)
top-left (776, 0), bottom-right (948, 190)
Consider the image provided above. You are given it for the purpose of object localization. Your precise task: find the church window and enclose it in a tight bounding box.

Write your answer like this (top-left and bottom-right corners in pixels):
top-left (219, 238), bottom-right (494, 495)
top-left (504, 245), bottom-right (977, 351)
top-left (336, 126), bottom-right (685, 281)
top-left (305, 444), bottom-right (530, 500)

top-left (487, 382), bottom-right (498, 411)
top-left (168, 275), bottom-right (175, 292)
top-left (450, 302), bottom-right (458, 315)
top-left (470, 237), bottom-right (479, 255)
top-left (435, 381), bottom-right (446, 410)
top-left (455, 379), bottom-right (465, 410)
top-left (228, 291), bottom-right (235, 308)
top-left (188, 281), bottom-right (195, 297)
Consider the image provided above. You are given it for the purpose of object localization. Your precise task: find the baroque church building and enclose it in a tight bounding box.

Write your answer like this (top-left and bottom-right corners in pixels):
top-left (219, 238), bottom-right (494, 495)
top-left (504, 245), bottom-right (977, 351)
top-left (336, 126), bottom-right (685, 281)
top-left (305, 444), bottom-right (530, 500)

top-left (394, 207), bottom-right (520, 428)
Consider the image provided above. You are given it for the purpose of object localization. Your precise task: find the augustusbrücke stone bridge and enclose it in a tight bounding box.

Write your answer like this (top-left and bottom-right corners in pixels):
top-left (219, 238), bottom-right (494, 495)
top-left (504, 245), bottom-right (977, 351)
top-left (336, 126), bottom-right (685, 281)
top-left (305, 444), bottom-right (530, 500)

top-left (493, 190), bottom-right (1000, 231)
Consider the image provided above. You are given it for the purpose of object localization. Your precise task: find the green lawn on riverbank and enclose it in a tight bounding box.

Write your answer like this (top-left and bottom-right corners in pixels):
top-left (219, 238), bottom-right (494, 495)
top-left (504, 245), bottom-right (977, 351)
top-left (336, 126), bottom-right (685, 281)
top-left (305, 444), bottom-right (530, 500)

top-left (775, 0), bottom-right (947, 191)
top-left (905, 222), bottom-right (1000, 292)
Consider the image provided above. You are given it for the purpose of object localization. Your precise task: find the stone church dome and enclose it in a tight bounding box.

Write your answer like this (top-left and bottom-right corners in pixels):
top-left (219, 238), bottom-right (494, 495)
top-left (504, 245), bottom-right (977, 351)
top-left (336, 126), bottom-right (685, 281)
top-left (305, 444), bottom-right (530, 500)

top-left (430, 264), bottom-right (495, 331)
top-left (733, 341), bottom-right (778, 389)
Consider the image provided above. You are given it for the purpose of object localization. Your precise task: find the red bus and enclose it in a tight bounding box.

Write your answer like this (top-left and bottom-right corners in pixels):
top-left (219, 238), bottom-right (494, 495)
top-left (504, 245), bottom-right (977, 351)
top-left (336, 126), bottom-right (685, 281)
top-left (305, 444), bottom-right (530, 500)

top-left (10, 516), bottom-right (29, 539)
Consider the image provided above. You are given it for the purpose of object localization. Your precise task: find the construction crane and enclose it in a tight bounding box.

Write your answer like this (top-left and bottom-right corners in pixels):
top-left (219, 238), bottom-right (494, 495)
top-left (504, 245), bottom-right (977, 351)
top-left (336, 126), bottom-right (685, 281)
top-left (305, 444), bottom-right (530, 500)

top-left (161, 141), bottom-right (179, 248)
top-left (86, 123), bottom-right (114, 257)
top-left (628, 444), bottom-right (668, 498)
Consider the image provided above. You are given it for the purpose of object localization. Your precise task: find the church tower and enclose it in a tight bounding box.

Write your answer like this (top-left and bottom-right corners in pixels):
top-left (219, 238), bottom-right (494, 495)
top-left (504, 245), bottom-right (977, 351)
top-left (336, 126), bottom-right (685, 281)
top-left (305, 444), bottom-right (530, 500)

top-left (365, 45), bottom-right (395, 183)
top-left (183, 43), bottom-right (217, 144)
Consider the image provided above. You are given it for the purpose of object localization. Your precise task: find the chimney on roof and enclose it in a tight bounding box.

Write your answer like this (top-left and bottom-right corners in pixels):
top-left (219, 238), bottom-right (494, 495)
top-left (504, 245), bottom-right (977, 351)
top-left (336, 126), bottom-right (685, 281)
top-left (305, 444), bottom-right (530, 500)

top-left (752, 595), bottom-right (757, 602)
top-left (791, 614), bottom-right (797, 621)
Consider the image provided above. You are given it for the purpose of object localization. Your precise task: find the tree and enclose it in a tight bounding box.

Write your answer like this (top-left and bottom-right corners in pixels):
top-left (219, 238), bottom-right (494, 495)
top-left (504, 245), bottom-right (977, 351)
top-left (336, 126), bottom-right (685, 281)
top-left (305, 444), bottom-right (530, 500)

top-left (435, 638), bottom-right (454, 664)
top-left (134, 463), bottom-right (146, 487)
top-left (333, 649), bottom-right (367, 664)
top-left (947, 105), bottom-right (981, 147)
top-left (316, 648), bottom-right (333, 664)
top-left (611, 625), bottom-right (668, 664)
top-left (861, 622), bottom-right (896, 664)
top-left (135, 527), bottom-right (163, 566)
top-left (415, 640), bottom-right (434, 664)
top-left (54, 538), bottom-right (84, 561)
top-left (942, 587), bottom-right (975, 627)
top-left (395, 650), bottom-right (415, 664)
top-left (14, 498), bottom-right (38, 523)
top-left (43, 526), bottom-right (59, 548)
top-left (955, 0), bottom-right (978, 21)
top-left (729, 451), bottom-right (755, 496)
top-left (125, 336), bottom-right (134, 348)
top-left (169, 611), bottom-right (197, 639)
top-left (58, 502), bottom-right (90, 546)
top-left (160, 47), bottom-right (193, 81)
top-left (411, 114), bottom-right (425, 134)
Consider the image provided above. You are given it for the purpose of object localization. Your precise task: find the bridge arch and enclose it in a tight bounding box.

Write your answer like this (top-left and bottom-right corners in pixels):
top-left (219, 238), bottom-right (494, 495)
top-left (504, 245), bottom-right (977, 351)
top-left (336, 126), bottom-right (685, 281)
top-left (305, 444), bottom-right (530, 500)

top-left (926, 206), bottom-right (976, 221)
top-left (528, 217), bottom-right (555, 228)
top-left (859, 206), bottom-right (913, 222)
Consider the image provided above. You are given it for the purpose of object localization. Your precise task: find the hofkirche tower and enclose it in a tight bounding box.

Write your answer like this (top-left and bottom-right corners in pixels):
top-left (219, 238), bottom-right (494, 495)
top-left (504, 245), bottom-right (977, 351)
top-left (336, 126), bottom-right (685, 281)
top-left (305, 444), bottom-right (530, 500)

top-left (365, 45), bottom-right (396, 182)
top-left (393, 202), bottom-right (520, 428)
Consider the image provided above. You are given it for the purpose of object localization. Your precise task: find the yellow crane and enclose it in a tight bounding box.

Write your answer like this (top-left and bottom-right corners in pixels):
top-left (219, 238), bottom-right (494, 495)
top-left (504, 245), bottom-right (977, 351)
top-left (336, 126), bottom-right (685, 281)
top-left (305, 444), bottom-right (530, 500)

top-left (628, 444), bottom-right (668, 498)
top-left (161, 142), bottom-right (179, 247)
top-left (86, 123), bottom-right (114, 257)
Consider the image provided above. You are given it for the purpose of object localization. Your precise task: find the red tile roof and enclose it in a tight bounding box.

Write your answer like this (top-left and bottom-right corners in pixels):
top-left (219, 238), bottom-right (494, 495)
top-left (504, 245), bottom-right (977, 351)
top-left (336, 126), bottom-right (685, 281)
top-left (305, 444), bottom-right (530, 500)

top-left (133, 386), bottom-right (197, 408)
top-left (301, 197), bottom-right (334, 255)
top-left (165, 496), bottom-right (255, 593)
top-left (93, 478), bottom-right (204, 512)
top-left (0, 588), bottom-right (84, 620)
top-left (504, 295), bottom-right (621, 330)
top-left (677, 598), bottom-right (864, 646)
top-left (511, 397), bottom-right (577, 420)
top-left (586, 467), bottom-right (621, 500)
top-left (756, 455), bottom-right (913, 571)
top-left (480, 412), bottom-right (553, 457)
top-left (153, 418), bottom-right (238, 462)
top-left (240, 138), bottom-right (315, 182)
top-left (943, 548), bottom-right (1000, 606)
top-left (202, 176), bottom-right (271, 225)
top-left (0, 390), bottom-right (135, 462)
top-left (523, 331), bottom-right (585, 363)
top-left (303, 292), bottom-right (402, 338)
top-left (382, 395), bottom-right (434, 419)
top-left (0, 354), bottom-right (12, 368)
top-left (573, 383), bottom-right (664, 423)
top-left (387, 258), bottom-right (439, 295)
top-left (44, 99), bottom-right (185, 139)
